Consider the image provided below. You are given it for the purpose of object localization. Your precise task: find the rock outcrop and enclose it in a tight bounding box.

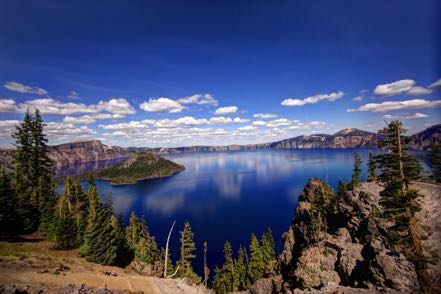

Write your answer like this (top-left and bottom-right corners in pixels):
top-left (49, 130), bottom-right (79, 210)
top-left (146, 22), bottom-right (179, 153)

top-left (255, 179), bottom-right (441, 293)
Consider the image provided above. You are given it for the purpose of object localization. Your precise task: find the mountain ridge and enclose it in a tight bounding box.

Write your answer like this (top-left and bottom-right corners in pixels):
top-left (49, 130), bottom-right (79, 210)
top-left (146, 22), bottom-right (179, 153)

top-left (0, 125), bottom-right (439, 168)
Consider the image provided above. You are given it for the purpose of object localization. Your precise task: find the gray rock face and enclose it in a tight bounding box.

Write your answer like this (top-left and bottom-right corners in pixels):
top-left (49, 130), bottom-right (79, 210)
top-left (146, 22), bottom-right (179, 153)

top-left (278, 179), bottom-right (423, 293)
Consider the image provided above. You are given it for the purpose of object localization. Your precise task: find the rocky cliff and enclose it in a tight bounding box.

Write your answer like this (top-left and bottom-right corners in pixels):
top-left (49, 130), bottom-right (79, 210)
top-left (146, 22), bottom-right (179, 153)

top-left (408, 124), bottom-right (441, 150)
top-left (244, 179), bottom-right (441, 293)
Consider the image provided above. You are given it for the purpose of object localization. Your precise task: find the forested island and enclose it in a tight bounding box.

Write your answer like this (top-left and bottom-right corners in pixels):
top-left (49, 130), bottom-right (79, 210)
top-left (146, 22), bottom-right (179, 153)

top-left (96, 152), bottom-right (184, 185)
top-left (0, 110), bottom-right (441, 293)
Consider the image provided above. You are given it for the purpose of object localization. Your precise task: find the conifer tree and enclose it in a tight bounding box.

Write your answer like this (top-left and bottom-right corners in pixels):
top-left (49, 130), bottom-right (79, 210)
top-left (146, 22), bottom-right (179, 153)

top-left (367, 152), bottom-right (377, 182)
top-left (376, 121), bottom-right (423, 256)
top-left (72, 180), bottom-right (88, 245)
top-left (37, 176), bottom-right (58, 238)
top-left (261, 227), bottom-right (275, 265)
top-left (248, 233), bottom-right (265, 283)
top-left (0, 167), bottom-right (16, 235)
top-left (235, 245), bottom-right (248, 291)
top-left (54, 177), bottom-right (77, 249)
top-left (126, 211), bottom-right (141, 248)
top-left (430, 142), bottom-right (441, 183)
top-left (178, 222), bottom-right (200, 283)
top-left (348, 153), bottom-right (362, 190)
top-left (203, 241), bottom-right (209, 288)
top-left (222, 241), bottom-right (235, 292)
top-left (212, 265), bottom-right (227, 294)
top-left (12, 110), bottom-right (37, 232)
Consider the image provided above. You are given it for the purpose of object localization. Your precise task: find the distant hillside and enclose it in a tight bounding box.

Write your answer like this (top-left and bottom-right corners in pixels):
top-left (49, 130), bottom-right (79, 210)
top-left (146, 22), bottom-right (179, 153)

top-left (408, 124), bottom-right (441, 150)
top-left (0, 125), bottom-right (439, 169)
top-left (96, 152), bottom-right (184, 185)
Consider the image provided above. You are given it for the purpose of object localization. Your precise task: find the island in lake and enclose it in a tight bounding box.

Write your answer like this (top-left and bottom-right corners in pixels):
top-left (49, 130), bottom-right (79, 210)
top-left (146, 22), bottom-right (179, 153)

top-left (96, 152), bottom-right (185, 185)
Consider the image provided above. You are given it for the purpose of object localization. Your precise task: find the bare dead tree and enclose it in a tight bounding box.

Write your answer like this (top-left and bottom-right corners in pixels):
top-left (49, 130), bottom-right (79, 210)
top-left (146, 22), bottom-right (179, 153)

top-left (164, 220), bottom-right (176, 278)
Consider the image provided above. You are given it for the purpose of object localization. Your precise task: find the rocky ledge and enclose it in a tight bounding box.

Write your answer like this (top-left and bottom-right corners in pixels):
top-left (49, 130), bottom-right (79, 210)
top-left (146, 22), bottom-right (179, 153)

top-left (243, 179), bottom-right (441, 294)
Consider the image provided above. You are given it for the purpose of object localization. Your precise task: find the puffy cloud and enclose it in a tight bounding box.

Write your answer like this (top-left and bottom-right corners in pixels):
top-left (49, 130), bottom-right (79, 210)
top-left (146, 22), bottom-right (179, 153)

top-left (208, 116), bottom-right (249, 125)
top-left (266, 118), bottom-right (292, 128)
top-left (347, 99), bottom-right (441, 112)
top-left (383, 113), bottom-right (429, 120)
top-left (63, 113), bottom-right (125, 124)
top-left (140, 97), bottom-right (185, 113)
top-left (44, 122), bottom-right (96, 136)
top-left (238, 125), bottom-right (258, 131)
top-left (252, 120), bottom-right (266, 126)
top-left (429, 78), bottom-right (441, 89)
top-left (154, 116), bottom-right (208, 128)
top-left (177, 94), bottom-right (218, 106)
top-left (0, 99), bottom-right (20, 112)
top-left (9, 98), bottom-right (136, 116)
top-left (352, 96), bottom-right (363, 102)
top-left (214, 106), bottom-right (238, 115)
top-left (99, 121), bottom-right (150, 130)
top-left (407, 86), bottom-right (432, 96)
top-left (0, 120), bottom-right (20, 127)
top-left (253, 113), bottom-right (278, 119)
top-left (281, 91), bottom-right (344, 107)
top-left (4, 81), bottom-right (48, 96)
top-left (373, 79), bottom-right (415, 96)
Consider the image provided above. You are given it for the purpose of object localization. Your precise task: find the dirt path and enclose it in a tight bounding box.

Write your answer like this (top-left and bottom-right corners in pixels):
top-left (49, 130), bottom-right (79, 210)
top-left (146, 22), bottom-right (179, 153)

top-left (0, 238), bottom-right (210, 293)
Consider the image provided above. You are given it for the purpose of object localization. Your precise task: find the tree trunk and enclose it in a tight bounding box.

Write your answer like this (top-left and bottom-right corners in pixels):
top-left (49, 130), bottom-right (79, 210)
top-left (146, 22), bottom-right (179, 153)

top-left (164, 220), bottom-right (176, 278)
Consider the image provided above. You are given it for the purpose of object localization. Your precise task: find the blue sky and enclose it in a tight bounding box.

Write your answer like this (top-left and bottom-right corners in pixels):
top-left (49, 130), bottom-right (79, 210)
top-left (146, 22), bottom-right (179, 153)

top-left (0, 0), bottom-right (440, 147)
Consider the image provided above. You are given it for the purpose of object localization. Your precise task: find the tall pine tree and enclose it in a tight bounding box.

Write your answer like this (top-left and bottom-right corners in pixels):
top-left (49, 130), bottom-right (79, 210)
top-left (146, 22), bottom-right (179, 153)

top-left (261, 227), bottom-right (275, 265)
top-left (248, 233), bottom-right (265, 283)
top-left (348, 153), bottom-right (362, 190)
top-left (429, 142), bottom-right (441, 183)
top-left (178, 222), bottom-right (200, 283)
top-left (367, 152), bottom-right (377, 182)
top-left (0, 167), bottom-right (17, 235)
top-left (235, 245), bottom-right (249, 291)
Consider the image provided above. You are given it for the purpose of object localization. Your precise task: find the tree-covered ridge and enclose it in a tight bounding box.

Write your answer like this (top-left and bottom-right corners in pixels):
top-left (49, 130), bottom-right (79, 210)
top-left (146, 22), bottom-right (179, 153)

top-left (97, 152), bottom-right (184, 185)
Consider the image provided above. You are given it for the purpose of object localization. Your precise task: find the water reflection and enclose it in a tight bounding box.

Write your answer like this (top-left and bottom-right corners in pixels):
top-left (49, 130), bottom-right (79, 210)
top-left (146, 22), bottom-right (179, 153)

top-left (57, 149), bottom-right (430, 274)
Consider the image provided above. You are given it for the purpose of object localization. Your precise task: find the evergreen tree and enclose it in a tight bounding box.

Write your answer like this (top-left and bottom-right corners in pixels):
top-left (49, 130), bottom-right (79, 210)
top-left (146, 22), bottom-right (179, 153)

top-left (126, 211), bottom-right (141, 248)
top-left (367, 152), bottom-right (377, 182)
top-left (0, 167), bottom-right (17, 235)
top-left (348, 153), bottom-right (362, 190)
top-left (54, 177), bottom-right (77, 249)
top-left (261, 227), bottom-right (275, 265)
top-left (212, 265), bottom-right (227, 294)
top-left (248, 233), bottom-right (265, 283)
top-left (37, 176), bottom-right (58, 238)
top-left (178, 222), bottom-right (200, 283)
top-left (72, 180), bottom-right (88, 245)
top-left (376, 121), bottom-right (424, 258)
top-left (203, 241), bottom-right (209, 288)
top-left (429, 142), bottom-right (441, 183)
top-left (235, 245), bottom-right (248, 291)
top-left (12, 110), bottom-right (37, 232)
top-left (222, 241), bottom-right (235, 292)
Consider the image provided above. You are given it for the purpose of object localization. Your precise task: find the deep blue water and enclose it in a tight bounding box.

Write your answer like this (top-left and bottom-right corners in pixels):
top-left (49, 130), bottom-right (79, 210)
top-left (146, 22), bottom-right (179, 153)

top-left (56, 149), bottom-right (429, 275)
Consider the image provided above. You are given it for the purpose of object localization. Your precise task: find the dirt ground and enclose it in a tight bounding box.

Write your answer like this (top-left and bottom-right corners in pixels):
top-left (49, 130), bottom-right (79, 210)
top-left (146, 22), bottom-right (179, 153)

top-left (0, 235), bottom-right (209, 294)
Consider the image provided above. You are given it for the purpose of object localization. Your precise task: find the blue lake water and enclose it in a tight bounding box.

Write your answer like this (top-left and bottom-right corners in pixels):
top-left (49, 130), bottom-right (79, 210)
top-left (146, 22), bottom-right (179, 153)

top-left (55, 149), bottom-right (429, 275)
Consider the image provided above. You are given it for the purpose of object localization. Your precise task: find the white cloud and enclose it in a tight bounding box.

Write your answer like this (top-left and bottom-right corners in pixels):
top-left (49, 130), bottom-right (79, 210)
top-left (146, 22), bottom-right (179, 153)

top-left (347, 99), bottom-right (441, 112)
top-left (407, 86), bottom-right (432, 96)
top-left (238, 125), bottom-right (257, 131)
top-left (13, 97), bottom-right (135, 116)
top-left (44, 122), bottom-right (96, 136)
top-left (281, 91), bottom-right (344, 107)
top-left (99, 121), bottom-right (150, 130)
top-left (208, 116), bottom-right (248, 125)
top-left (63, 113), bottom-right (125, 124)
top-left (352, 96), bottom-right (363, 102)
top-left (154, 116), bottom-right (208, 128)
top-left (383, 113), bottom-right (429, 120)
top-left (0, 120), bottom-right (20, 127)
top-left (373, 79), bottom-right (415, 96)
top-left (252, 120), bottom-right (266, 126)
top-left (214, 106), bottom-right (238, 115)
top-left (67, 91), bottom-right (80, 99)
top-left (0, 99), bottom-right (20, 112)
top-left (4, 81), bottom-right (48, 96)
top-left (253, 113), bottom-right (278, 119)
top-left (429, 78), bottom-right (441, 89)
top-left (177, 94), bottom-right (218, 106)
top-left (140, 97), bottom-right (185, 113)
top-left (266, 118), bottom-right (292, 128)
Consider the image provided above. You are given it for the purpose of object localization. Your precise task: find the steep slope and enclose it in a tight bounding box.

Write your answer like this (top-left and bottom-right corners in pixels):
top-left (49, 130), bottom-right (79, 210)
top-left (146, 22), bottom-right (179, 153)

top-left (96, 152), bottom-right (184, 185)
top-left (409, 124), bottom-right (441, 150)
